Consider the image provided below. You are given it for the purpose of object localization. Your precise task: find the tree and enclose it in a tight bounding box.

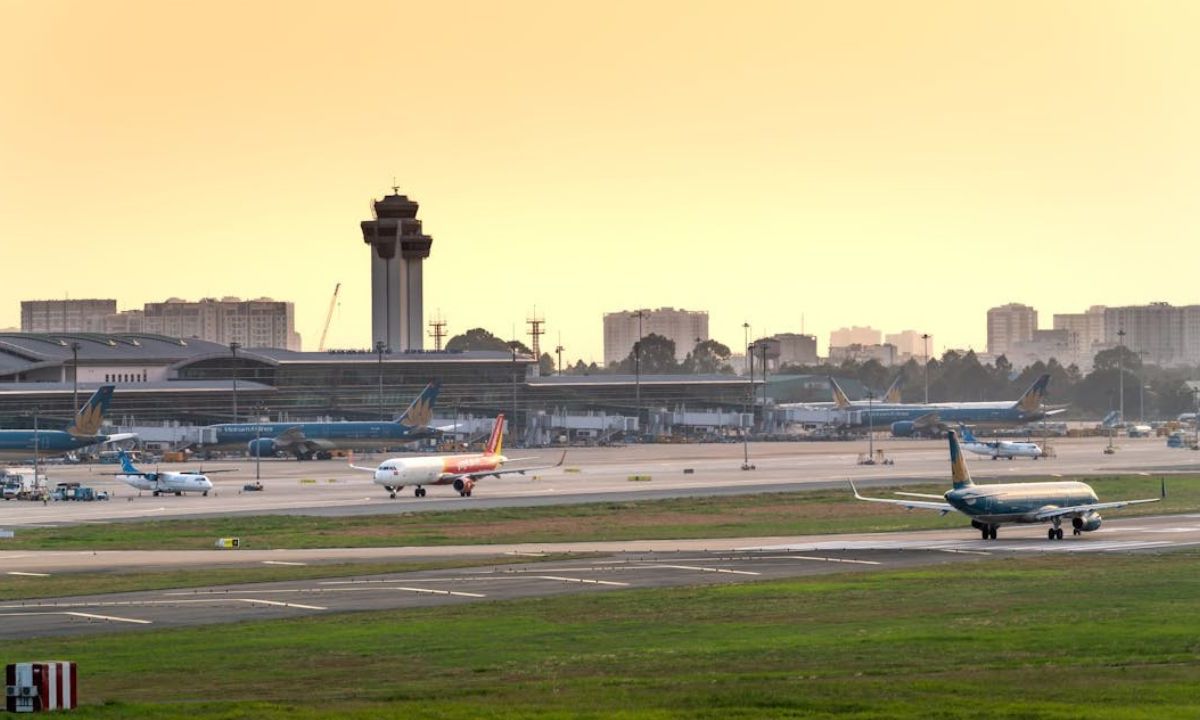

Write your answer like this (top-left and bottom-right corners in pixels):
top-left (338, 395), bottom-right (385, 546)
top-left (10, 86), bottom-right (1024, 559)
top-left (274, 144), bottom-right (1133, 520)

top-left (538, 352), bottom-right (555, 376)
top-left (684, 339), bottom-right (733, 374)
top-left (446, 328), bottom-right (511, 353)
top-left (616, 333), bottom-right (679, 374)
top-left (1093, 346), bottom-right (1143, 372)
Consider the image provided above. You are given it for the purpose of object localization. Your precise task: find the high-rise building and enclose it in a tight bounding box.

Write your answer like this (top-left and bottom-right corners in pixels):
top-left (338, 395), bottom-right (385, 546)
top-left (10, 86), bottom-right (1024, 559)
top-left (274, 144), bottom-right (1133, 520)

top-left (829, 326), bottom-right (881, 349)
top-left (885, 330), bottom-right (932, 362)
top-left (773, 333), bottom-right (818, 367)
top-left (1053, 305), bottom-right (1106, 369)
top-left (21, 299), bottom-right (117, 333)
top-left (603, 308), bottom-right (709, 365)
top-left (140, 297), bottom-right (302, 350)
top-left (360, 191), bottom-right (433, 351)
top-left (986, 303), bottom-right (1038, 357)
top-left (1102, 302), bottom-right (1200, 367)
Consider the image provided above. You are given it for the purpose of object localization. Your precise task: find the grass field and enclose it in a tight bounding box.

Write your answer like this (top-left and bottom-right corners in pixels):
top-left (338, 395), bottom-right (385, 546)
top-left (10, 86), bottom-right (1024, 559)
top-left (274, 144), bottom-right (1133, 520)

top-left (2, 474), bottom-right (1186, 551)
top-left (3, 550), bottom-right (1198, 718)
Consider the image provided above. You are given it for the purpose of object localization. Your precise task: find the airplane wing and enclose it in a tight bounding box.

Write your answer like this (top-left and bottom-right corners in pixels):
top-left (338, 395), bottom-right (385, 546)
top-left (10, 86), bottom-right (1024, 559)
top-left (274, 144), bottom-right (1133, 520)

top-left (190, 469), bottom-right (238, 474)
top-left (911, 412), bottom-right (943, 431)
top-left (447, 451), bottom-right (568, 482)
top-left (894, 491), bottom-right (946, 499)
top-left (101, 433), bottom-right (139, 443)
top-left (274, 426), bottom-right (307, 444)
top-left (1033, 480), bottom-right (1165, 521)
top-left (850, 481), bottom-right (955, 515)
top-left (346, 452), bottom-right (379, 473)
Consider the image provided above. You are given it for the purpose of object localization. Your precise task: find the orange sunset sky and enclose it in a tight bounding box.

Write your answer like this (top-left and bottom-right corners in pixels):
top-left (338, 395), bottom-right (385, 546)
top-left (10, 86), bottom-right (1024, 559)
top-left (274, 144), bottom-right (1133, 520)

top-left (3, 1), bottom-right (1199, 362)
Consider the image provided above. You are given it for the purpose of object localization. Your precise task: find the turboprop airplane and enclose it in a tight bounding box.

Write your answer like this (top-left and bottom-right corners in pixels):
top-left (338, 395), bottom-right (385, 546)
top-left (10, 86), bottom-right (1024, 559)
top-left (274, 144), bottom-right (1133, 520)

top-left (349, 413), bottom-right (565, 498)
top-left (0, 385), bottom-right (136, 460)
top-left (850, 430), bottom-right (1162, 540)
top-left (110, 449), bottom-right (231, 496)
top-left (958, 424), bottom-right (1043, 460)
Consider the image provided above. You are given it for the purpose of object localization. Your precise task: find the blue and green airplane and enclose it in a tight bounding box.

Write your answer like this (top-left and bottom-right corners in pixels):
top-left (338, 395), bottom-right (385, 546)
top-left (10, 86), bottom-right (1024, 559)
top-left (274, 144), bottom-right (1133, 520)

top-left (852, 429), bottom-right (1163, 540)
top-left (0, 385), bottom-right (134, 461)
top-left (204, 381), bottom-right (442, 460)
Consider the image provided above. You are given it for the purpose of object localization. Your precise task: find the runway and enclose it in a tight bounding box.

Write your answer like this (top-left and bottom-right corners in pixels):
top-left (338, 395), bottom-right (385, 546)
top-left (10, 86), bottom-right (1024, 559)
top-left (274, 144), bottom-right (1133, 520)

top-left (0, 436), bottom-right (1193, 528)
top-left (4, 511), bottom-right (1200, 639)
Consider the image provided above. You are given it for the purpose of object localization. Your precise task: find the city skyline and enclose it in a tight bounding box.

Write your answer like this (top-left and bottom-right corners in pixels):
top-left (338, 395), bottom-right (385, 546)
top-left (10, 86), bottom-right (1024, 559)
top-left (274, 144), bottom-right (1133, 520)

top-left (5, 3), bottom-right (1200, 363)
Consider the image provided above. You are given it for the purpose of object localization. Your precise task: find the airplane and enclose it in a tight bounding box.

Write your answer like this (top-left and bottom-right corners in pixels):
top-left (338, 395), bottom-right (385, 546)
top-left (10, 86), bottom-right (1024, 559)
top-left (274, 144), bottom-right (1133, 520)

top-left (830, 375), bottom-right (904, 409)
top-left (349, 413), bottom-right (565, 498)
top-left (203, 381), bottom-right (442, 460)
top-left (832, 374), bottom-right (1065, 437)
top-left (850, 429), bottom-right (1162, 540)
top-left (958, 424), bottom-right (1043, 460)
top-left (0, 385), bottom-right (136, 460)
top-left (108, 449), bottom-right (232, 496)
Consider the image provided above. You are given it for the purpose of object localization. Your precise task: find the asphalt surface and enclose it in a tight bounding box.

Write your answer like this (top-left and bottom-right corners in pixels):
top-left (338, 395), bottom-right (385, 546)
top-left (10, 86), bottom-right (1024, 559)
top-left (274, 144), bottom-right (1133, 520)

top-left (0, 436), bottom-right (1193, 527)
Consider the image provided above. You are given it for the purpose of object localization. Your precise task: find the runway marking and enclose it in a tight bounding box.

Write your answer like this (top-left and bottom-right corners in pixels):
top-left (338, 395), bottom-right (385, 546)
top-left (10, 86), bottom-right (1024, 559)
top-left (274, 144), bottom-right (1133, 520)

top-left (937, 549), bottom-right (992, 556)
top-left (536, 575), bottom-right (630, 587)
top-left (653, 565), bottom-right (760, 576)
top-left (261, 560), bottom-right (308, 566)
top-left (390, 587), bottom-right (486, 598)
top-left (0, 611), bottom-right (152, 625)
top-left (237, 599), bottom-right (327, 610)
top-left (66, 612), bottom-right (153, 624)
top-left (775, 555), bottom-right (881, 565)
top-left (7, 571), bottom-right (50, 577)
top-left (1143, 526), bottom-right (1200, 534)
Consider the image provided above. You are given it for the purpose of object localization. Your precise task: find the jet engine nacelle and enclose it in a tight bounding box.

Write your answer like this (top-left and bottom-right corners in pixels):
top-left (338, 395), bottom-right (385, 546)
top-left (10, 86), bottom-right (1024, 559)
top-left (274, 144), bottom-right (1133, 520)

top-left (453, 478), bottom-right (475, 494)
top-left (248, 438), bottom-right (278, 457)
top-left (1072, 512), bottom-right (1102, 532)
top-left (890, 421), bottom-right (916, 437)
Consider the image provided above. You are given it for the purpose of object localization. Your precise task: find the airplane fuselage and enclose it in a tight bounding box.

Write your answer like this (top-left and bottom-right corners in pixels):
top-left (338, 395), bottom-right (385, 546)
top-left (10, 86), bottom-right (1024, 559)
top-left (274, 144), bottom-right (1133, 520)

top-left (206, 422), bottom-right (436, 452)
top-left (0, 431), bottom-right (119, 460)
top-left (117, 471), bottom-right (214, 496)
top-left (372, 453), bottom-right (508, 487)
top-left (945, 481), bottom-right (1097, 524)
top-left (962, 439), bottom-right (1043, 460)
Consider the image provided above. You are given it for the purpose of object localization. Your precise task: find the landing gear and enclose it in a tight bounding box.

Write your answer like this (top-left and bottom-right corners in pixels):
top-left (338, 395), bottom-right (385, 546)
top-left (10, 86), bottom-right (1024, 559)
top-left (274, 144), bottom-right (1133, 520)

top-left (979, 524), bottom-right (998, 540)
top-left (414, 487), bottom-right (427, 498)
top-left (459, 489), bottom-right (473, 497)
top-left (1073, 527), bottom-right (1081, 536)
top-left (203, 490), bottom-right (209, 497)
top-left (384, 485), bottom-right (397, 499)
top-left (1048, 526), bottom-right (1064, 540)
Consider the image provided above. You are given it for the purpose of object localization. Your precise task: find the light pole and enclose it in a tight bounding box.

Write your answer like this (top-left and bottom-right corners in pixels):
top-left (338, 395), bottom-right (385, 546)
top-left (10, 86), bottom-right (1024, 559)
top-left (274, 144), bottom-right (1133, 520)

top-left (254, 405), bottom-right (267, 481)
top-left (375, 340), bottom-right (386, 421)
top-left (921, 333), bottom-right (930, 404)
top-left (866, 391), bottom-right (875, 461)
top-left (229, 341), bottom-right (241, 423)
top-left (1117, 328), bottom-right (1126, 428)
top-left (759, 341), bottom-right (770, 432)
top-left (555, 344), bottom-right (564, 375)
top-left (631, 310), bottom-right (646, 433)
top-left (511, 342), bottom-right (519, 446)
top-left (70, 341), bottom-right (81, 411)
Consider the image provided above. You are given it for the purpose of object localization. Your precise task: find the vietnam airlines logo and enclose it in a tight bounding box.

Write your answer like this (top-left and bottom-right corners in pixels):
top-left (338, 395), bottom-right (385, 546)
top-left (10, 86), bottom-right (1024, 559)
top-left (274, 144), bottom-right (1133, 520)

top-left (68, 403), bottom-right (104, 437)
top-left (403, 398), bottom-right (434, 427)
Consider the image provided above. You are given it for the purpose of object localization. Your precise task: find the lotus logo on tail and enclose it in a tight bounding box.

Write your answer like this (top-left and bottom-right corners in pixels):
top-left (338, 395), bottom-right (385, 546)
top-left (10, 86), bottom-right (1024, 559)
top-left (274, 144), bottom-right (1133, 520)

top-left (397, 382), bottom-right (440, 427)
top-left (948, 431), bottom-right (974, 489)
top-left (66, 386), bottom-right (115, 438)
top-left (1016, 374), bottom-right (1052, 414)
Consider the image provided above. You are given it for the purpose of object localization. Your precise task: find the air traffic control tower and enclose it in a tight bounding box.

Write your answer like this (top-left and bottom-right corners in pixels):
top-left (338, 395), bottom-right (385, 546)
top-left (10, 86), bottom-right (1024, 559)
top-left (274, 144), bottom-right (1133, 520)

top-left (360, 190), bottom-right (433, 351)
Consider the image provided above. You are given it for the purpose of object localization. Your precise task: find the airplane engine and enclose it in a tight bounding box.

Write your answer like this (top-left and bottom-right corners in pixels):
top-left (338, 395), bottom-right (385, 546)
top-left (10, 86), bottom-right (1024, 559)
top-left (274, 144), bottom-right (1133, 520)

top-left (890, 421), bottom-right (916, 437)
top-left (1072, 512), bottom-right (1102, 532)
top-left (453, 478), bottom-right (475, 495)
top-left (248, 438), bottom-right (278, 457)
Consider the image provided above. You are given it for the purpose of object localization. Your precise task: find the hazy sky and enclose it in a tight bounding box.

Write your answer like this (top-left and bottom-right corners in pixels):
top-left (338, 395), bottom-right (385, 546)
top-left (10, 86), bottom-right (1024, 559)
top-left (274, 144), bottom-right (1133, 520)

top-left (3, 1), bottom-right (1199, 362)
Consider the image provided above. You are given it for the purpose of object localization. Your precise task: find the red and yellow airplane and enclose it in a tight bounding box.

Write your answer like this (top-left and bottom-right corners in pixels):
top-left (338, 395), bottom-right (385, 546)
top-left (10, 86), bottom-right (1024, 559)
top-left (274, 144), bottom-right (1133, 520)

top-left (350, 414), bottom-right (565, 498)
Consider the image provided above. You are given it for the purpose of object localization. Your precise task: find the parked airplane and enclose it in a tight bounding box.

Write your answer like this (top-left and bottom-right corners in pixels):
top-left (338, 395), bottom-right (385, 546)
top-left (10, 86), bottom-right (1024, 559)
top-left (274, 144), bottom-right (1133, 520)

top-left (203, 381), bottom-right (442, 459)
top-left (832, 374), bottom-right (1063, 436)
top-left (958, 424), bottom-right (1043, 460)
top-left (349, 413), bottom-right (565, 498)
top-left (0, 386), bottom-right (136, 461)
top-left (109, 449), bottom-right (230, 496)
top-left (851, 430), bottom-right (1162, 540)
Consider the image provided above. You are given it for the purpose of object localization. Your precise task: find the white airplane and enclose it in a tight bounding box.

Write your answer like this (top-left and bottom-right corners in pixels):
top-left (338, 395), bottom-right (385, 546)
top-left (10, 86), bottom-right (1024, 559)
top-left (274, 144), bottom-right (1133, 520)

top-left (349, 414), bottom-right (565, 498)
top-left (958, 425), bottom-right (1042, 460)
top-left (110, 449), bottom-right (227, 496)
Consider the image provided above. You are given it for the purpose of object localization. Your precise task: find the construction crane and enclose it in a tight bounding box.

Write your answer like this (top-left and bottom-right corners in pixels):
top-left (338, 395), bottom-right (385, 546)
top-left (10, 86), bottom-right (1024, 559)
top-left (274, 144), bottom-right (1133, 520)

top-left (318, 282), bottom-right (341, 352)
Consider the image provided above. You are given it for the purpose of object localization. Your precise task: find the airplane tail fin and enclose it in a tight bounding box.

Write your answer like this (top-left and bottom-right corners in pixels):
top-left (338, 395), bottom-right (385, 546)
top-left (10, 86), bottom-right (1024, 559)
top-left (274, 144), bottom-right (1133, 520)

top-left (957, 423), bottom-right (977, 443)
top-left (117, 449), bottom-right (139, 475)
top-left (394, 381), bottom-right (441, 427)
top-left (882, 375), bottom-right (903, 404)
top-left (1014, 373), bottom-right (1051, 413)
top-left (947, 431), bottom-right (974, 489)
top-left (65, 385), bottom-right (115, 437)
top-left (484, 414), bottom-right (505, 456)
top-left (829, 377), bottom-right (852, 409)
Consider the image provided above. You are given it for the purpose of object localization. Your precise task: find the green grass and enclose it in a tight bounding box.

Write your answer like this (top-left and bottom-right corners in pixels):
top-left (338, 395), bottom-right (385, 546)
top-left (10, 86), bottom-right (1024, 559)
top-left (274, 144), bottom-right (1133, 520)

top-left (4, 551), bottom-right (1199, 718)
top-left (0, 555), bottom-right (585, 601)
top-left (2, 474), bottom-right (1187, 551)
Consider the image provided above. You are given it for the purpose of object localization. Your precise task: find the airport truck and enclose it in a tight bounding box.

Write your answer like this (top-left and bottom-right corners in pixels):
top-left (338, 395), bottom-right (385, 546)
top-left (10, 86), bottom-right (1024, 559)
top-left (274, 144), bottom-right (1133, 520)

top-left (0, 467), bottom-right (47, 501)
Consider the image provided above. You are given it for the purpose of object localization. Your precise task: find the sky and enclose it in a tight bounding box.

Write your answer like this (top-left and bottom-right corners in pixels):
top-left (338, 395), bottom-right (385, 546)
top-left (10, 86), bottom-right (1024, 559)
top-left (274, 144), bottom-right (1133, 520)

top-left (3, 1), bottom-right (1199, 363)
